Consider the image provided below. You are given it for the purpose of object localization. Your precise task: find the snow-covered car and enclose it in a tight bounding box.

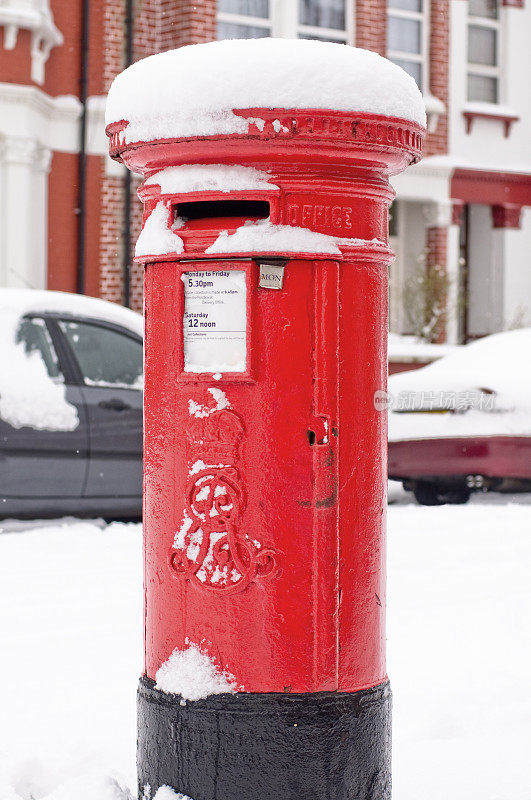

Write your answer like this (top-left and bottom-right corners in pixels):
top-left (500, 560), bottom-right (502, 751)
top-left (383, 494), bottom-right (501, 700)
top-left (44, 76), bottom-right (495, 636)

top-left (388, 329), bottom-right (531, 505)
top-left (0, 289), bottom-right (143, 518)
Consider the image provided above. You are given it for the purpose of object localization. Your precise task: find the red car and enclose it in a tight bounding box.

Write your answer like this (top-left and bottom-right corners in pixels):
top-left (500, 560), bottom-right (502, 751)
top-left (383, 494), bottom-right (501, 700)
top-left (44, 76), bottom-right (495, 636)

top-left (388, 329), bottom-right (531, 505)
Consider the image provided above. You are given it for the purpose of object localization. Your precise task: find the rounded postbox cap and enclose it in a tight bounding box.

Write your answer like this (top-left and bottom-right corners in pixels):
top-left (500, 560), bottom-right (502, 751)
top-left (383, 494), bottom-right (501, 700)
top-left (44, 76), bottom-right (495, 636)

top-left (106, 38), bottom-right (426, 149)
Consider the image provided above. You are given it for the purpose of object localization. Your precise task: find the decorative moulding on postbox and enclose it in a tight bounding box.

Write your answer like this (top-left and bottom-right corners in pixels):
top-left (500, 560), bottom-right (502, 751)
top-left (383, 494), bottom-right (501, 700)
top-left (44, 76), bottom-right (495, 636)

top-left (0, 0), bottom-right (63, 85)
top-left (462, 102), bottom-right (519, 138)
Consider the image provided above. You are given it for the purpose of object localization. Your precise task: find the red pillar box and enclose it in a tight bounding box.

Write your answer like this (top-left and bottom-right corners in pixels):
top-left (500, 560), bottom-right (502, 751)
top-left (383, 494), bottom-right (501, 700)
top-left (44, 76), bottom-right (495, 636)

top-left (106, 39), bottom-right (425, 800)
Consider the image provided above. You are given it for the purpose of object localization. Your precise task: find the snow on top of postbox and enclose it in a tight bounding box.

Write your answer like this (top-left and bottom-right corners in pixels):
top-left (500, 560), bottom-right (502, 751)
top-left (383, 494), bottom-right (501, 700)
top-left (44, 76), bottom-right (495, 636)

top-left (106, 38), bottom-right (426, 143)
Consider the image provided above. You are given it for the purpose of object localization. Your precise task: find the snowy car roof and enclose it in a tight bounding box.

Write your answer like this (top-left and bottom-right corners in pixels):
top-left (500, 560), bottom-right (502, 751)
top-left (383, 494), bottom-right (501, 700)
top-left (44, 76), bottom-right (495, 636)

top-left (0, 289), bottom-right (143, 338)
top-left (389, 328), bottom-right (531, 398)
top-left (388, 329), bottom-right (531, 440)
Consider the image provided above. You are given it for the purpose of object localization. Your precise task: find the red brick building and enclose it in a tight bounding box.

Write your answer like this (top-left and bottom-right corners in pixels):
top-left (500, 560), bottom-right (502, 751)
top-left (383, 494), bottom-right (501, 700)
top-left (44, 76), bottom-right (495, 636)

top-left (1, 1), bottom-right (530, 341)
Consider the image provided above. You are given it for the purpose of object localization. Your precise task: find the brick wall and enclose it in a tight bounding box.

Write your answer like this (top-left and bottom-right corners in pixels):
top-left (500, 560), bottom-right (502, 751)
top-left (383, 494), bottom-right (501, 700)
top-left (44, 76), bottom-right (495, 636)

top-left (355, 0), bottom-right (387, 55)
top-left (100, 172), bottom-right (125, 303)
top-left (103, 0), bottom-right (126, 93)
top-left (160, 0), bottom-right (217, 49)
top-left (130, 176), bottom-right (145, 311)
top-left (48, 152), bottom-right (80, 293)
top-left (98, 0), bottom-right (217, 311)
top-left (425, 0), bottom-right (449, 157)
top-left (98, 0), bottom-right (125, 305)
top-left (135, 0), bottom-right (160, 60)
top-left (426, 226), bottom-right (448, 343)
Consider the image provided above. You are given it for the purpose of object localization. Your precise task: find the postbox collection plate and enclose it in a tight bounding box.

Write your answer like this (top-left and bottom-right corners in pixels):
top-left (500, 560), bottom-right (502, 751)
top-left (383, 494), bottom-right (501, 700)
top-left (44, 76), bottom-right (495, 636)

top-left (183, 269), bottom-right (247, 373)
top-left (176, 260), bottom-right (255, 382)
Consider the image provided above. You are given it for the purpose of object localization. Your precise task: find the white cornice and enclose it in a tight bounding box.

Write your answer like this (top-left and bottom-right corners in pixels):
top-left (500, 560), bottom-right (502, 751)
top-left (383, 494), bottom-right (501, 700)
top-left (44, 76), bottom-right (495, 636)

top-left (0, 81), bottom-right (80, 117)
top-left (403, 156), bottom-right (455, 181)
top-left (0, 82), bottom-right (81, 152)
top-left (0, 1), bottom-right (63, 84)
top-left (1, 134), bottom-right (51, 172)
top-left (390, 156), bottom-right (453, 204)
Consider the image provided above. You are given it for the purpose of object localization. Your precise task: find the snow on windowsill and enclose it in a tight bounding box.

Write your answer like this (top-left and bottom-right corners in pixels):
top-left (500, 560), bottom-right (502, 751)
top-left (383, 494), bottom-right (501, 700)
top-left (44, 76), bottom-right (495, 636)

top-left (463, 102), bottom-right (519, 119)
top-left (144, 164), bottom-right (279, 195)
top-left (105, 39), bottom-right (426, 144)
top-left (415, 153), bottom-right (531, 178)
top-left (462, 103), bottom-right (520, 136)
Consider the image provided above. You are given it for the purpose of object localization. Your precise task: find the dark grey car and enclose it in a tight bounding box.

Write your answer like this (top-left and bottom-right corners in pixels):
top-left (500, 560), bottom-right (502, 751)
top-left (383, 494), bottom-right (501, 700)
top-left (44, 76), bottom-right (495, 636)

top-left (1, 303), bottom-right (143, 519)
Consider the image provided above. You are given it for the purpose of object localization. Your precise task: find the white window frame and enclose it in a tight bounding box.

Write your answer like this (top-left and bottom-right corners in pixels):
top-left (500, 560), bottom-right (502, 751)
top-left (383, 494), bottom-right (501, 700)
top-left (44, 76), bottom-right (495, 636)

top-left (217, 0), bottom-right (354, 45)
top-left (467, 2), bottom-right (502, 104)
top-left (217, 3), bottom-right (273, 37)
top-left (386, 1), bottom-right (429, 94)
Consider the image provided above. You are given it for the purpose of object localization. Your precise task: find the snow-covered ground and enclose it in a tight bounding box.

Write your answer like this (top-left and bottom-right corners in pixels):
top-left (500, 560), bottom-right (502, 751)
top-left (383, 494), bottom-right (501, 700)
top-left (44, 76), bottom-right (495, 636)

top-left (387, 486), bottom-right (531, 800)
top-left (1, 494), bottom-right (530, 800)
top-left (0, 519), bottom-right (142, 800)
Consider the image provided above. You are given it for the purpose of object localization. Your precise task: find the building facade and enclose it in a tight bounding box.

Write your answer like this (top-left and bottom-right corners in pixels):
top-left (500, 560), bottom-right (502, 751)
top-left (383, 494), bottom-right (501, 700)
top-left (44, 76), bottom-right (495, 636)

top-left (0, 0), bottom-right (530, 341)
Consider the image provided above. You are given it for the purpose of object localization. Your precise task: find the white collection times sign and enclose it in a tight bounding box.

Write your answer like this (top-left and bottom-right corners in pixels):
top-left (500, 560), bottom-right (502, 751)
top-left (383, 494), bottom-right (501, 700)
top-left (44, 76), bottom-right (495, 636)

top-left (182, 270), bottom-right (247, 373)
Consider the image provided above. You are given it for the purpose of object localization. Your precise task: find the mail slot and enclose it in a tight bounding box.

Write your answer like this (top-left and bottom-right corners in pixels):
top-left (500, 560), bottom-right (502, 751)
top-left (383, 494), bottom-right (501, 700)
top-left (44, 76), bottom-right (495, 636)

top-left (176, 199), bottom-right (270, 220)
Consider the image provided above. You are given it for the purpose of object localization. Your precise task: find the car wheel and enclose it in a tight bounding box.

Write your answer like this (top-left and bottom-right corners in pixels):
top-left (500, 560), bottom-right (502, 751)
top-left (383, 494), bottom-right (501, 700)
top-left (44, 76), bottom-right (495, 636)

top-left (413, 482), bottom-right (472, 506)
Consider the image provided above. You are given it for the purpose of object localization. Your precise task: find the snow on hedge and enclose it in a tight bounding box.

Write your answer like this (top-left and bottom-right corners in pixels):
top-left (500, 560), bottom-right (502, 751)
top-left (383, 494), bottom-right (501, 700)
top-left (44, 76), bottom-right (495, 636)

top-left (106, 39), bottom-right (426, 143)
top-left (155, 644), bottom-right (237, 700)
top-left (145, 164), bottom-right (278, 194)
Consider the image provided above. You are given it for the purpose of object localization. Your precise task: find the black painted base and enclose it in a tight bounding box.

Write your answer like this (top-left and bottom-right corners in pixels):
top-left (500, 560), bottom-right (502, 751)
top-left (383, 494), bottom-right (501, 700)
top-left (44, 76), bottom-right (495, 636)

top-left (138, 677), bottom-right (391, 800)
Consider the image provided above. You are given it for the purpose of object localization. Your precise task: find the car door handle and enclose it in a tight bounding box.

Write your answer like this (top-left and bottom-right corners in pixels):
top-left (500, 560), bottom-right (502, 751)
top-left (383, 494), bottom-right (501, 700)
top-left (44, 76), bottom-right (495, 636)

top-left (98, 398), bottom-right (131, 412)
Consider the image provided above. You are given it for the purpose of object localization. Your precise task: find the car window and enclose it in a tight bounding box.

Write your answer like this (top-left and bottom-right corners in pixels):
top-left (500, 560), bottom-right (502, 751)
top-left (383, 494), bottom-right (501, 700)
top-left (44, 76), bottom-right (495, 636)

top-left (16, 317), bottom-right (64, 381)
top-left (58, 320), bottom-right (143, 389)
